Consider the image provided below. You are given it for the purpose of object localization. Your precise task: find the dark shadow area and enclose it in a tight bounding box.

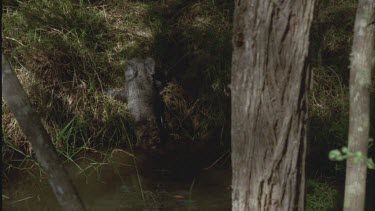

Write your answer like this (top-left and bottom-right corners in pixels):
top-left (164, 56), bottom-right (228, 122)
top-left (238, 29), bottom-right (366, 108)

top-left (134, 0), bottom-right (234, 178)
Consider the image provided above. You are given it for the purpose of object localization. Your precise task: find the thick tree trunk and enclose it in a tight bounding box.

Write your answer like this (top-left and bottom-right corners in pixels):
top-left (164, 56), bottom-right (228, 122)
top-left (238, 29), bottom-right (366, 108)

top-left (2, 54), bottom-right (87, 211)
top-left (344, 1), bottom-right (375, 210)
top-left (231, 1), bottom-right (315, 210)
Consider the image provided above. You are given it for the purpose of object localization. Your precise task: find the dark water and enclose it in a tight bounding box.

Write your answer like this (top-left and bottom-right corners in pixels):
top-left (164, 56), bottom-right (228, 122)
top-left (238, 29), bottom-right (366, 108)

top-left (2, 151), bottom-right (231, 211)
top-left (5, 150), bottom-right (373, 211)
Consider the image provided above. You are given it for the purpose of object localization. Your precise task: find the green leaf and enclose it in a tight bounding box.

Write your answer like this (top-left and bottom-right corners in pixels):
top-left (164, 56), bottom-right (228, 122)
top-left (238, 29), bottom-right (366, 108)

top-left (354, 151), bottom-right (363, 157)
top-left (341, 147), bottom-right (348, 153)
top-left (353, 156), bottom-right (362, 164)
top-left (367, 158), bottom-right (375, 170)
top-left (329, 149), bottom-right (342, 161)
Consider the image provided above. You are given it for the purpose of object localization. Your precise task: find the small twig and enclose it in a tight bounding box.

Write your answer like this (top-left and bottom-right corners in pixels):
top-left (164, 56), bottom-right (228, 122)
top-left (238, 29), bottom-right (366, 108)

top-left (9, 196), bottom-right (33, 204)
top-left (4, 36), bottom-right (25, 46)
top-left (204, 151), bottom-right (230, 170)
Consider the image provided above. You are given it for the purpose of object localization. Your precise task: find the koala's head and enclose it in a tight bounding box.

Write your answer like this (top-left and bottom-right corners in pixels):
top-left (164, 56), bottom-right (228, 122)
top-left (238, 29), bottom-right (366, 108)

top-left (125, 58), bottom-right (155, 82)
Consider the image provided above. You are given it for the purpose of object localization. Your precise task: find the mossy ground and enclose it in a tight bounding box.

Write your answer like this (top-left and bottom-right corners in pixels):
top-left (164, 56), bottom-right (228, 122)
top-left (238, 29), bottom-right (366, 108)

top-left (2, 0), bottom-right (374, 209)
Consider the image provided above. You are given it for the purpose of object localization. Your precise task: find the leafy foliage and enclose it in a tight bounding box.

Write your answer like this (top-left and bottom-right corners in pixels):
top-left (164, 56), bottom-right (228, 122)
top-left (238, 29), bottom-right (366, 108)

top-left (329, 145), bottom-right (375, 170)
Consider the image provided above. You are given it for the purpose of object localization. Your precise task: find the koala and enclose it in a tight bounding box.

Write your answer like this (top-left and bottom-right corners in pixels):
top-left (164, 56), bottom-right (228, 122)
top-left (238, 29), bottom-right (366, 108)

top-left (124, 58), bottom-right (164, 151)
top-left (125, 58), bottom-right (157, 122)
top-left (105, 58), bottom-right (166, 151)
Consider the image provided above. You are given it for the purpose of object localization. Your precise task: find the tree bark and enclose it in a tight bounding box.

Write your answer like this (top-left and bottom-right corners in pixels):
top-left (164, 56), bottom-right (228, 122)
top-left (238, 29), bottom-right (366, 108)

top-left (231, 1), bottom-right (315, 210)
top-left (344, 1), bottom-right (375, 210)
top-left (2, 54), bottom-right (87, 211)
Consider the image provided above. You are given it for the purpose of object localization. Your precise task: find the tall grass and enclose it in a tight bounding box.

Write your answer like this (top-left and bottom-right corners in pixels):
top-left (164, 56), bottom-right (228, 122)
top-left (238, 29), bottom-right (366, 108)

top-left (306, 179), bottom-right (340, 211)
top-left (2, 0), bottom-right (148, 164)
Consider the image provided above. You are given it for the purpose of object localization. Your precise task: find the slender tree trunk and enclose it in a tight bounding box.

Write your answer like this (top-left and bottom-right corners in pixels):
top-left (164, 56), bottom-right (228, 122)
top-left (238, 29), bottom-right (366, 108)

top-left (2, 54), bottom-right (87, 211)
top-left (231, 1), bottom-right (315, 210)
top-left (344, 1), bottom-right (375, 210)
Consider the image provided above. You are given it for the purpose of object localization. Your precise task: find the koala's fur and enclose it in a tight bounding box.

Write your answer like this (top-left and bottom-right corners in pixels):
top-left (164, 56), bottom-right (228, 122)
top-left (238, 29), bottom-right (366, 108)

top-left (125, 58), bottom-right (162, 150)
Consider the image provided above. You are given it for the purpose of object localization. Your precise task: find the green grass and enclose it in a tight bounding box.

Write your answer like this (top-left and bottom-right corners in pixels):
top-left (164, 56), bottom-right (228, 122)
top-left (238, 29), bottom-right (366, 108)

top-left (2, 0), bottom-right (147, 163)
top-left (306, 179), bottom-right (340, 211)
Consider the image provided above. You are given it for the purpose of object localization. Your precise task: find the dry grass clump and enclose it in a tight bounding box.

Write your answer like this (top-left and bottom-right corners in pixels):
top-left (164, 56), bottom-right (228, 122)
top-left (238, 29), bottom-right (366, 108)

top-left (161, 83), bottom-right (212, 143)
top-left (310, 67), bottom-right (348, 120)
top-left (148, 1), bottom-right (232, 147)
top-left (306, 179), bottom-right (339, 211)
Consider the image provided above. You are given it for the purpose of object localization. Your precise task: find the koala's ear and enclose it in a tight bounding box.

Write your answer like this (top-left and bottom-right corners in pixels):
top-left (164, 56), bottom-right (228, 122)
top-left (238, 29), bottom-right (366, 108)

top-left (125, 64), bottom-right (136, 81)
top-left (145, 58), bottom-right (155, 76)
